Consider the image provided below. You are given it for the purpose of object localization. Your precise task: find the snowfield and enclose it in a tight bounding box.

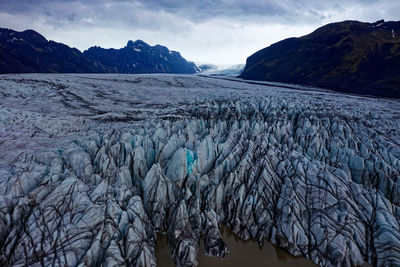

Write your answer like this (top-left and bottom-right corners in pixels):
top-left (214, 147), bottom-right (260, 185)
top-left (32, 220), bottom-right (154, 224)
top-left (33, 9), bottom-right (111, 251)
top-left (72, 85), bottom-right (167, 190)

top-left (0, 74), bottom-right (399, 266)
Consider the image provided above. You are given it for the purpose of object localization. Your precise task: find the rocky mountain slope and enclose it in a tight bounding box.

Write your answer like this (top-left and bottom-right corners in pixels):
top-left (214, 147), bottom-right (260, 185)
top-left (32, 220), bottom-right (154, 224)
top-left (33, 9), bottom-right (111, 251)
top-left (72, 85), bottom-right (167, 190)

top-left (0, 28), bottom-right (99, 73)
top-left (0, 28), bottom-right (198, 74)
top-left (0, 74), bottom-right (399, 266)
top-left (84, 40), bottom-right (198, 74)
top-left (240, 20), bottom-right (400, 98)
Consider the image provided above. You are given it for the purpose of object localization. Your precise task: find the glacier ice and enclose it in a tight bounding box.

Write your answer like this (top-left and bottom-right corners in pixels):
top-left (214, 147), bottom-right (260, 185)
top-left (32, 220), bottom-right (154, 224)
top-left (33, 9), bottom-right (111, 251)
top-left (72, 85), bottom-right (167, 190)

top-left (0, 74), bottom-right (399, 266)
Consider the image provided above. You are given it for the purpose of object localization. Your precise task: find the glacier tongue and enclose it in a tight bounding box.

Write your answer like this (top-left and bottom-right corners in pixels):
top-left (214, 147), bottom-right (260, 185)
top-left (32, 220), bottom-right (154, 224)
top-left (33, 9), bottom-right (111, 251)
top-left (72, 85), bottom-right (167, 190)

top-left (0, 74), bottom-right (400, 267)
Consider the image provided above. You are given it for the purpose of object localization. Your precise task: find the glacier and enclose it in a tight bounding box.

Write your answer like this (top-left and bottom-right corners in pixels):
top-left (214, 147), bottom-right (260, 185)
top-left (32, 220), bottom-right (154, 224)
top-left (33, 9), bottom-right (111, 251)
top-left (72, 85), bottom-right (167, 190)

top-left (0, 74), bottom-right (399, 266)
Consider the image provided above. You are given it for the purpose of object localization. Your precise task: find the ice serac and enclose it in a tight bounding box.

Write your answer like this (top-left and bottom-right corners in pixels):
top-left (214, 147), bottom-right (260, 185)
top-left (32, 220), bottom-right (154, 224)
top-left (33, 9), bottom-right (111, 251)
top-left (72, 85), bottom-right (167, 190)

top-left (0, 75), bottom-right (399, 267)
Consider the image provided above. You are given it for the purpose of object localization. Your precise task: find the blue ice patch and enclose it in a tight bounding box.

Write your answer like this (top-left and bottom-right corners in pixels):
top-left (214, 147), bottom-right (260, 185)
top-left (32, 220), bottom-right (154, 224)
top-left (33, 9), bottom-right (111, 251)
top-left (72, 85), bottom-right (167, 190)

top-left (186, 149), bottom-right (197, 175)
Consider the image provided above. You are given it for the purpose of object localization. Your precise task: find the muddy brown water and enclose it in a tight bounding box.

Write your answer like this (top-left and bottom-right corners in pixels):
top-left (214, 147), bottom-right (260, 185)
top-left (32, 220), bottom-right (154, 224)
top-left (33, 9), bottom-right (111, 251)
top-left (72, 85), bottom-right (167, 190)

top-left (155, 227), bottom-right (317, 267)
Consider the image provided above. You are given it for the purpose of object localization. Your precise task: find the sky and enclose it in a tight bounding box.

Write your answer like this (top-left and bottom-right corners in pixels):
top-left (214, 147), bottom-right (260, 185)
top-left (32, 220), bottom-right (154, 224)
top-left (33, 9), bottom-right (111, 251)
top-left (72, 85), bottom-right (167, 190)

top-left (0, 0), bottom-right (399, 65)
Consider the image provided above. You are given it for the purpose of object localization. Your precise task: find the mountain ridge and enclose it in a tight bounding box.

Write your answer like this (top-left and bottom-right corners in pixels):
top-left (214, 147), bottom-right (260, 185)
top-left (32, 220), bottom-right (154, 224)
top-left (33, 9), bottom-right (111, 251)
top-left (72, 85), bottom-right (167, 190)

top-left (0, 27), bottom-right (198, 74)
top-left (240, 20), bottom-right (400, 98)
top-left (0, 28), bottom-right (99, 73)
top-left (84, 39), bottom-right (197, 74)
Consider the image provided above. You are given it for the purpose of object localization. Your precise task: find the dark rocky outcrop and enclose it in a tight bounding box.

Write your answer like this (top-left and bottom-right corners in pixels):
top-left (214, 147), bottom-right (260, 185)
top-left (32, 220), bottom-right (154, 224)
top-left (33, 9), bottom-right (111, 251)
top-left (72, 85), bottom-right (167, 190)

top-left (240, 20), bottom-right (400, 98)
top-left (84, 40), bottom-right (198, 74)
top-left (0, 28), bottom-right (198, 74)
top-left (0, 28), bottom-right (99, 73)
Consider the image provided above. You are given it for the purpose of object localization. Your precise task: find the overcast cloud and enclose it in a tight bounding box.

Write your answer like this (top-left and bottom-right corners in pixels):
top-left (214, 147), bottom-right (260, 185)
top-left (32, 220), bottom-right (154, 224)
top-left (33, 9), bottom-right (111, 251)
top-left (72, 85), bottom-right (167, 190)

top-left (0, 0), bottom-right (398, 64)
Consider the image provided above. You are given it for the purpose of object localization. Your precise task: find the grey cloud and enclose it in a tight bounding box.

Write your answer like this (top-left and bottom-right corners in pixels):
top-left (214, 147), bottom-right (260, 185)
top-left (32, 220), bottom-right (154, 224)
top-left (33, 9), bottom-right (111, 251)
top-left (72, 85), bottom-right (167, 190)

top-left (0, 0), bottom-right (188, 31)
top-left (0, 0), bottom-right (399, 65)
top-left (0, 0), bottom-right (399, 31)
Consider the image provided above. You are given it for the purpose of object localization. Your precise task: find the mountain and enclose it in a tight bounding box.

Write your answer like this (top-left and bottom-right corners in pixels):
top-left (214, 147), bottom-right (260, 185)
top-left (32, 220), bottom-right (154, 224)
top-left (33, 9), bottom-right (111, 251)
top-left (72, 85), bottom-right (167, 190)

top-left (240, 20), bottom-right (400, 98)
top-left (83, 40), bottom-right (198, 74)
top-left (0, 28), bottom-right (198, 74)
top-left (0, 28), bottom-right (99, 73)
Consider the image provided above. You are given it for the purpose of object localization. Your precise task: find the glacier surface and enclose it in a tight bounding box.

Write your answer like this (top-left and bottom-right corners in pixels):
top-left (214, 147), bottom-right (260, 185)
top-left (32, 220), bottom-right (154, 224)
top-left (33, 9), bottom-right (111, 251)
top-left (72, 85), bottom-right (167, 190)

top-left (0, 74), bottom-right (399, 266)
